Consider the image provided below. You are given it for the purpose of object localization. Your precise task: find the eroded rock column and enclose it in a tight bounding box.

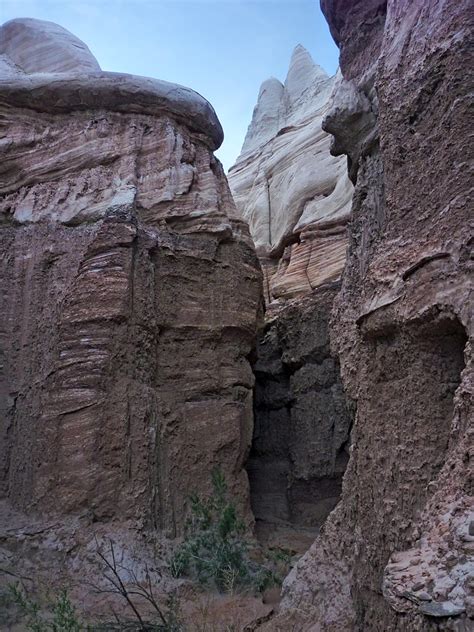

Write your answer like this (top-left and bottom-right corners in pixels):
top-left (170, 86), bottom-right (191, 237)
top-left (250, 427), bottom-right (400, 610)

top-left (0, 18), bottom-right (262, 537)
top-left (228, 45), bottom-right (353, 302)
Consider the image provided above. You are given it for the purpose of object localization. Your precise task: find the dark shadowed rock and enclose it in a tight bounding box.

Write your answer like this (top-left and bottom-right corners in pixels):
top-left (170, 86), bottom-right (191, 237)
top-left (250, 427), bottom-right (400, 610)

top-left (247, 286), bottom-right (353, 542)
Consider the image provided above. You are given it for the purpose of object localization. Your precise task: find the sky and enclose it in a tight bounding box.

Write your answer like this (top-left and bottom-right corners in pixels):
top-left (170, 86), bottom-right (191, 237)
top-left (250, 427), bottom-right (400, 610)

top-left (0, 0), bottom-right (340, 170)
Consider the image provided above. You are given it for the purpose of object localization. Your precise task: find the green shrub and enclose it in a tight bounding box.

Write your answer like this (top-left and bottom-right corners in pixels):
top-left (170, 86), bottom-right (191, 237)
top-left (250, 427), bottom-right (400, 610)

top-left (170, 469), bottom-right (276, 594)
top-left (8, 584), bottom-right (83, 632)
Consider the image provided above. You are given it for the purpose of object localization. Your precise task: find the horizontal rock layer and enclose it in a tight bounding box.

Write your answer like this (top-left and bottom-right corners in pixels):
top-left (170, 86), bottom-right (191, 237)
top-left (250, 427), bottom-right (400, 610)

top-left (0, 18), bottom-right (223, 149)
top-left (0, 18), bottom-right (262, 537)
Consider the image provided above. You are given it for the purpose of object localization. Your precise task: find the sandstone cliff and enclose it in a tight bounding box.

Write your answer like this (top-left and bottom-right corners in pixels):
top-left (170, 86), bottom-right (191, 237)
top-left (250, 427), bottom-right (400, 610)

top-left (0, 18), bottom-right (262, 540)
top-left (274, 1), bottom-right (474, 631)
top-left (228, 45), bottom-right (353, 301)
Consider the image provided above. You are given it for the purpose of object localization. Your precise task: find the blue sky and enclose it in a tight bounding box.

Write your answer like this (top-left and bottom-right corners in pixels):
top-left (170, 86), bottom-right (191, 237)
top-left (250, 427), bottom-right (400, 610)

top-left (0, 0), bottom-right (339, 169)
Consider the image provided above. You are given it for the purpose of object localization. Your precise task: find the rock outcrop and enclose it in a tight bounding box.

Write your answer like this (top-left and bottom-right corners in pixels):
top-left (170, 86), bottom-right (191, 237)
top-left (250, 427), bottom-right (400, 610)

top-left (0, 18), bottom-right (262, 538)
top-left (276, 1), bottom-right (474, 630)
top-left (228, 45), bottom-right (353, 302)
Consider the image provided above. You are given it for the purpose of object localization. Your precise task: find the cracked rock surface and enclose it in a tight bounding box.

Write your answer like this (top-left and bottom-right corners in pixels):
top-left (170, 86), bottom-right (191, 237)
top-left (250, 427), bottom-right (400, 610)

top-left (269, 1), bottom-right (474, 630)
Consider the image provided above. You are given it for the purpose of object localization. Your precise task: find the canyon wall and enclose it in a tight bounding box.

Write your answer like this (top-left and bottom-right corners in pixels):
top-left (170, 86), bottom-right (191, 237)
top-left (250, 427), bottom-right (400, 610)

top-left (228, 45), bottom-right (353, 302)
top-left (229, 48), bottom-right (354, 542)
top-left (277, 1), bottom-right (473, 630)
top-left (248, 286), bottom-right (352, 542)
top-left (0, 18), bottom-right (262, 537)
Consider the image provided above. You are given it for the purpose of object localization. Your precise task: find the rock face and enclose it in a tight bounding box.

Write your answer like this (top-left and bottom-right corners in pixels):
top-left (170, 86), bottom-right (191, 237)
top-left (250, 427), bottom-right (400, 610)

top-left (228, 47), bottom-right (355, 546)
top-left (0, 18), bottom-right (262, 537)
top-left (248, 286), bottom-right (353, 538)
top-left (228, 45), bottom-right (353, 301)
top-left (278, 1), bottom-right (474, 630)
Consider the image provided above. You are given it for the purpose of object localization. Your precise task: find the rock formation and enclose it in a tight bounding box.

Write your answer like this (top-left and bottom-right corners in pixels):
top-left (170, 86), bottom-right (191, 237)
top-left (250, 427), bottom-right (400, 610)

top-left (274, 1), bottom-right (474, 630)
top-left (228, 45), bottom-right (353, 302)
top-left (2, 6), bottom-right (472, 630)
top-left (0, 18), bottom-right (262, 539)
top-left (229, 47), bottom-right (354, 548)
top-left (227, 47), bottom-right (355, 551)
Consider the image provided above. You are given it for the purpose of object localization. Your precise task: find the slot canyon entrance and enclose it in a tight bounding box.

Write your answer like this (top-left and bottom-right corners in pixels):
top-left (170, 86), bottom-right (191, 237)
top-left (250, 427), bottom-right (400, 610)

top-left (246, 285), bottom-right (354, 553)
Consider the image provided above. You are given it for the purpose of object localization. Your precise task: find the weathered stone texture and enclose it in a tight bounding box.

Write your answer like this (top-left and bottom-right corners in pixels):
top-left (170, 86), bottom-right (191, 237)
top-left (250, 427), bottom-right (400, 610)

top-left (228, 46), bottom-right (353, 301)
top-left (0, 17), bottom-right (101, 74)
top-left (229, 47), bottom-right (355, 546)
top-left (278, 1), bottom-right (474, 630)
top-left (0, 19), bottom-right (262, 537)
top-left (247, 286), bottom-right (352, 533)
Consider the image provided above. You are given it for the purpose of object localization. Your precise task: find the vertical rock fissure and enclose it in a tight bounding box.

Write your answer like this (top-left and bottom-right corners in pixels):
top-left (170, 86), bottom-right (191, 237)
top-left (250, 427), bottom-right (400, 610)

top-left (229, 46), bottom-right (356, 558)
top-left (246, 286), bottom-right (354, 552)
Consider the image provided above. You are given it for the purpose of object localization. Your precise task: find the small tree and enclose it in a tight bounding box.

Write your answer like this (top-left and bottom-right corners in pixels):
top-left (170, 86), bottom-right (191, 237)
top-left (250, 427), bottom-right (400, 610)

top-left (170, 469), bottom-right (275, 593)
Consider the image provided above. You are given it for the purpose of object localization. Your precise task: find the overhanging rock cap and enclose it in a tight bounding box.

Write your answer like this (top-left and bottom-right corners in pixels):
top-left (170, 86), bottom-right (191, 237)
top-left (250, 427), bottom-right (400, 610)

top-left (0, 18), bottom-right (224, 150)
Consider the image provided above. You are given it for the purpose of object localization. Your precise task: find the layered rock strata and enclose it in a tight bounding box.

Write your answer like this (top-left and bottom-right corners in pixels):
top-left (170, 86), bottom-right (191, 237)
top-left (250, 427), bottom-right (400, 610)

top-left (277, 1), bottom-right (474, 630)
top-left (228, 45), bottom-right (353, 302)
top-left (229, 47), bottom-right (354, 550)
top-left (0, 18), bottom-right (262, 537)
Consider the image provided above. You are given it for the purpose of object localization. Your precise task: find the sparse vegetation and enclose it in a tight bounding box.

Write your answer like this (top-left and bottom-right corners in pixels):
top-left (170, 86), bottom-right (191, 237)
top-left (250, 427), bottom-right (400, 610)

top-left (91, 538), bottom-right (184, 632)
top-left (8, 583), bottom-right (84, 632)
top-left (8, 576), bottom-right (183, 631)
top-left (3, 470), bottom-right (289, 630)
top-left (5, 540), bottom-right (183, 632)
top-left (169, 469), bottom-right (277, 594)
